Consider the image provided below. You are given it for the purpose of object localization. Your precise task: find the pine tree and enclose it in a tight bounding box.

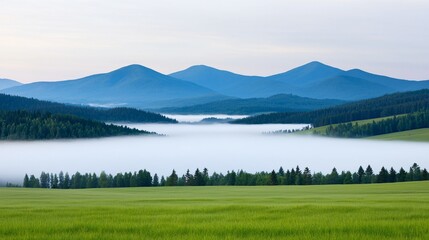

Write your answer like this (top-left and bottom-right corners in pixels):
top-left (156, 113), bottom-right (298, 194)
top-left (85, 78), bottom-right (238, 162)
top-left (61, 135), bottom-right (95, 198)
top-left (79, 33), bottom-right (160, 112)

top-left (23, 174), bottom-right (29, 188)
top-left (388, 167), bottom-right (397, 182)
top-left (377, 167), bottom-right (389, 183)
top-left (166, 170), bottom-right (178, 186)
top-left (160, 176), bottom-right (166, 186)
top-left (365, 165), bottom-right (373, 183)
top-left (269, 170), bottom-right (278, 185)
top-left (343, 171), bottom-right (353, 184)
top-left (58, 171), bottom-right (65, 189)
top-left (397, 168), bottom-right (407, 182)
top-left (357, 166), bottom-right (365, 183)
top-left (303, 167), bottom-right (312, 185)
top-left (153, 174), bottom-right (159, 186)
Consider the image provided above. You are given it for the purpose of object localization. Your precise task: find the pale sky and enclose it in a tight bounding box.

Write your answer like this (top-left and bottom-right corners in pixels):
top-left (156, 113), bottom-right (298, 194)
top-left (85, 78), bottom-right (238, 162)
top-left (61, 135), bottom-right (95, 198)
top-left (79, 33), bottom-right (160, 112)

top-left (1, 0), bottom-right (428, 83)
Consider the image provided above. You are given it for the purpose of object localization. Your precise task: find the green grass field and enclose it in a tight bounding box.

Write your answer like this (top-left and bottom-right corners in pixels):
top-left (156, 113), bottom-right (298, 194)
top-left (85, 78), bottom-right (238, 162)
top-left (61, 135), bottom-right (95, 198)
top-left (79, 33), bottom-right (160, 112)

top-left (1, 182), bottom-right (428, 239)
top-left (297, 115), bottom-right (403, 135)
top-left (367, 128), bottom-right (429, 142)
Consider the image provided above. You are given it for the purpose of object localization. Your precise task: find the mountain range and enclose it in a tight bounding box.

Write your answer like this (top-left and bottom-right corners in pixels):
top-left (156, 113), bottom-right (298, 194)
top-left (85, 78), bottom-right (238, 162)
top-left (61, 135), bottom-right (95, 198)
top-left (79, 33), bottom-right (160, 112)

top-left (2, 62), bottom-right (428, 112)
top-left (0, 79), bottom-right (21, 90)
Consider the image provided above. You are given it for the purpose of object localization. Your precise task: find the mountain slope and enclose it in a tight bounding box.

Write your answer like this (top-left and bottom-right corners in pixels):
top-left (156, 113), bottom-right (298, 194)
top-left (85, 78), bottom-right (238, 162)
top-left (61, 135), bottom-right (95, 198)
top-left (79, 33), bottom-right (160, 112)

top-left (0, 79), bottom-right (21, 90)
top-left (157, 94), bottom-right (346, 114)
top-left (0, 94), bottom-right (177, 123)
top-left (170, 65), bottom-right (295, 98)
top-left (1, 65), bottom-right (224, 108)
top-left (267, 61), bottom-right (344, 86)
top-left (296, 75), bottom-right (397, 100)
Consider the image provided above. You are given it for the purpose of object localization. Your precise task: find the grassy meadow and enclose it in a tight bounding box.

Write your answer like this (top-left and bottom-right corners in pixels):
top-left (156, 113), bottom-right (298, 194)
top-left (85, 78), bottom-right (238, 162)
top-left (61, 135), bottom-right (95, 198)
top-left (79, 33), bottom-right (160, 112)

top-left (368, 128), bottom-right (429, 142)
top-left (1, 182), bottom-right (428, 239)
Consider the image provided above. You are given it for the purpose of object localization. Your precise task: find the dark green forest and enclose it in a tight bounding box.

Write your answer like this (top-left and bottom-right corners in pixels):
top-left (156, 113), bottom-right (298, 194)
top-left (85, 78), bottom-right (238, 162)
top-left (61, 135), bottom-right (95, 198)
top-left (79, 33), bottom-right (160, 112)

top-left (21, 163), bottom-right (428, 188)
top-left (157, 94), bottom-right (345, 115)
top-left (0, 94), bottom-right (177, 123)
top-left (0, 111), bottom-right (149, 140)
top-left (233, 89), bottom-right (429, 127)
top-left (323, 111), bottom-right (429, 138)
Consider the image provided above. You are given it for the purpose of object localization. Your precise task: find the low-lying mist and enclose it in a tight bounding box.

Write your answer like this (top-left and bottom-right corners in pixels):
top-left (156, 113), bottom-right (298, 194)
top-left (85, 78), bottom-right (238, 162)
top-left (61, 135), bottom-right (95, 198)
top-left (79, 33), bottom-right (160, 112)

top-left (1, 122), bottom-right (428, 185)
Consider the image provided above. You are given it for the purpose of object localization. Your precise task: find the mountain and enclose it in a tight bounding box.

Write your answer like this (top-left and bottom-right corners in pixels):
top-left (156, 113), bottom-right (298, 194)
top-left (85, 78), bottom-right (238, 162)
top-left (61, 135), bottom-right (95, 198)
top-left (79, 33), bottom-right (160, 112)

top-left (172, 62), bottom-right (429, 101)
top-left (0, 93), bottom-right (177, 123)
top-left (232, 89), bottom-right (429, 126)
top-left (341, 69), bottom-right (429, 91)
top-left (1, 65), bottom-right (224, 108)
top-left (267, 61), bottom-right (344, 86)
top-left (295, 75), bottom-right (397, 100)
top-left (169, 65), bottom-right (295, 98)
top-left (0, 79), bottom-right (21, 90)
top-left (156, 94), bottom-right (346, 115)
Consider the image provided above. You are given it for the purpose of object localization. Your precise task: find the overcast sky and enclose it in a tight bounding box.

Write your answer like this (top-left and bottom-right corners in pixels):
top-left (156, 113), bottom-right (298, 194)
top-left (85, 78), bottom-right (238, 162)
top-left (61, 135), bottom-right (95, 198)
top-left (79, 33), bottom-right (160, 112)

top-left (1, 0), bottom-right (428, 82)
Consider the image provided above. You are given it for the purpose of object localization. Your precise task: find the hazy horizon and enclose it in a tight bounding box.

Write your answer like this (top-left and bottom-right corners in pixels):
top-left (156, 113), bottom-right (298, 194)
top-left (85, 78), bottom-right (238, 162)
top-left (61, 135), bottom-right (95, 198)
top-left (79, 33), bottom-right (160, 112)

top-left (1, 0), bottom-right (428, 83)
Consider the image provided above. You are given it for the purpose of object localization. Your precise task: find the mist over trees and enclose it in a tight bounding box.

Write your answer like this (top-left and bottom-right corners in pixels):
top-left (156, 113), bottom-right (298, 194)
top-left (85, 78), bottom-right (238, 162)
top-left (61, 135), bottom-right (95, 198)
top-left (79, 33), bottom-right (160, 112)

top-left (22, 163), bottom-right (428, 189)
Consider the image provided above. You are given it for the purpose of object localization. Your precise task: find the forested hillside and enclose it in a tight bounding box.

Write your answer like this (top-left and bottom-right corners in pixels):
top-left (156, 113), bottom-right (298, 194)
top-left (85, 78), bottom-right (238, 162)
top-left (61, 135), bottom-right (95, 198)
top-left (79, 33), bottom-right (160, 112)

top-left (0, 94), bottom-right (177, 123)
top-left (233, 89), bottom-right (429, 126)
top-left (0, 111), bottom-right (149, 140)
top-left (322, 111), bottom-right (429, 138)
top-left (157, 94), bottom-right (345, 114)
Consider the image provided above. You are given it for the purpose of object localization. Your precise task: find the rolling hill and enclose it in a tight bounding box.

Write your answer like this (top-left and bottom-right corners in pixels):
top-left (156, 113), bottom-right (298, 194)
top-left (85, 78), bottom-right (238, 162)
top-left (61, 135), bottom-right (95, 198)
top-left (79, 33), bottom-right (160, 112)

top-left (1, 65), bottom-right (226, 108)
top-left (0, 94), bottom-right (177, 123)
top-left (232, 89), bottom-right (429, 126)
top-left (0, 78), bottom-right (21, 90)
top-left (157, 94), bottom-right (346, 114)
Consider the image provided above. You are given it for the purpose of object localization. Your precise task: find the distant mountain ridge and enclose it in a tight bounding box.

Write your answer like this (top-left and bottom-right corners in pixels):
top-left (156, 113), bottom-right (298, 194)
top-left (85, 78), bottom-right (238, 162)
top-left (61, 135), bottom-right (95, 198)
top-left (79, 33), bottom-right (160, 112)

top-left (0, 78), bottom-right (21, 90)
top-left (1, 65), bottom-right (226, 108)
top-left (171, 61), bottom-right (429, 101)
top-left (2, 62), bottom-right (429, 111)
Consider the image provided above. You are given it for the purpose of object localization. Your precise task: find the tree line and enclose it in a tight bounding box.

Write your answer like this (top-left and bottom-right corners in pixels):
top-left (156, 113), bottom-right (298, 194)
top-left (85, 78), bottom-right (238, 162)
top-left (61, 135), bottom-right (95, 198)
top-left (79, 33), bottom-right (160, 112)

top-left (232, 89), bottom-right (429, 126)
top-left (0, 111), bottom-right (149, 140)
top-left (0, 94), bottom-right (177, 123)
top-left (323, 111), bottom-right (429, 138)
top-left (22, 163), bottom-right (428, 188)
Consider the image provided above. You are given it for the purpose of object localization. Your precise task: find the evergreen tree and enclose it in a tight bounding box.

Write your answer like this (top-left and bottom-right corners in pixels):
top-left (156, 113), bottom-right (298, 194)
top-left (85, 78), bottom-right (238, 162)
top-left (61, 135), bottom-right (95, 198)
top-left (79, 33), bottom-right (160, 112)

top-left (343, 171), bottom-right (353, 184)
top-left (194, 169), bottom-right (205, 186)
top-left (397, 168), bottom-right (407, 182)
top-left (295, 166), bottom-right (303, 185)
top-left (64, 172), bottom-right (70, 189)
top-left (328, 168), bottom-right (339, 184)
top-left (58, 171), bottom-right (65, 189)
top-left (303, 167), bottom-right (312, 185)
top-left (365, 165), bottom-right (373, 183)
top-left (278, 167), bottom-right (285, 177)
top-left (422, 169), bottom-right (429, 180)
top-left (388, 167), bottom-right (397, 182)
top-left (269, 170), bottom-right (278, 185)
top-left (160, 176), bottom-right (166, 186)
top-left (226, 171), bottom-right (236, 185)
top-left (357, 166), bottom-right (365, 184)
top-left (23, 174), bottom-right (30, 188)
top-left (166, 170), bottom-right (178, 186)
top-left (40, 172), bottom-right (50, 188)
top-left (99, 171), bottom-right (108, 188)
top-left (153, 174), bottom-right (159, 186)
top-left (377, 167), bottom-right (389, 183)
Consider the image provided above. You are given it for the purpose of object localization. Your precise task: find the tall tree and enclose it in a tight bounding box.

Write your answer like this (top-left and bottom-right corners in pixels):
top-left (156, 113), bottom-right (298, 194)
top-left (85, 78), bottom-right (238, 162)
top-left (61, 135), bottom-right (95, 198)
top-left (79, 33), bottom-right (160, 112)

top-left (365, 165), bottom-right (373, 183)
top-left (153, 174), bottom-right (159, 186)
top-left (23, 174), bottom-right (29, 188)
top-left (357, 166), bottom-right (365, 184)
top-left (269, 170), bottom-right (278, 185)
top-left (166, 170), bottom-right (178, 186)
